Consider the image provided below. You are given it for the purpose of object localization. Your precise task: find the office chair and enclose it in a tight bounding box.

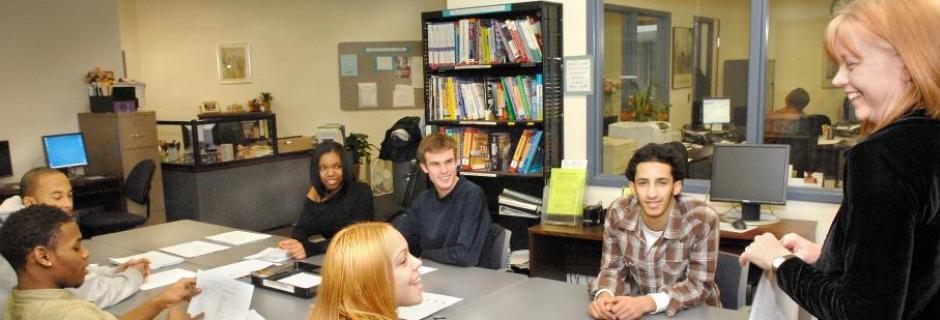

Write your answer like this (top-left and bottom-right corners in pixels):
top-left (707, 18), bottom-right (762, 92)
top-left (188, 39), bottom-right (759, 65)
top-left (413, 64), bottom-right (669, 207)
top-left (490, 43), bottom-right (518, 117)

top-left (79, 160), bottom-right (154, 238)
top-left (478, 223), bottom-right (511, 270)
top-left (715, 251), bottom-right (749, 310)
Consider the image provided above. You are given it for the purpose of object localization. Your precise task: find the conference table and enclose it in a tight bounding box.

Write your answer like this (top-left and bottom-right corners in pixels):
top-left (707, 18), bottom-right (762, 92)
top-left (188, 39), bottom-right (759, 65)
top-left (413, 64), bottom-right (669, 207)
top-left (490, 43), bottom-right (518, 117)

top-left (94, 220), bottom-right (748, 319)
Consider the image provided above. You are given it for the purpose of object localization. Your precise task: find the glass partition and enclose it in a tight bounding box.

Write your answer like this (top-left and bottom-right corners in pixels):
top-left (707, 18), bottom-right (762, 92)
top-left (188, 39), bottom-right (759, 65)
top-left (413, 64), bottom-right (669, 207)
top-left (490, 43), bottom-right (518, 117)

top-left (157, 113), bottom-right (277, 167)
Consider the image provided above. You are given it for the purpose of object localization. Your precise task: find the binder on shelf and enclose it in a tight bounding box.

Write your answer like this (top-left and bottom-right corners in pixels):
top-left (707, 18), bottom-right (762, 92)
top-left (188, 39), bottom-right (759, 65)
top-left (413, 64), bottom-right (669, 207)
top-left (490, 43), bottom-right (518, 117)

top-left (499, 205), bottom-right (540, 219)
top-left (498, 194), bottom-right (540, 212)
top-left (502, 188), bottom-right (542, 205)
top-left (499, 205), bottom-right (539, 219)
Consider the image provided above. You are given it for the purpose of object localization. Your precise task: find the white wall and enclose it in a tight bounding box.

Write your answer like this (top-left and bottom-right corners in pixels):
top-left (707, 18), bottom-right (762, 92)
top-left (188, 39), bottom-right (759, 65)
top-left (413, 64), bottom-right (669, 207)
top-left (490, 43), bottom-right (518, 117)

top-left (769, 0), bottom-right (844, 120)
top-left (119, 0), bottom-right (446, 149)
top-left (0, 0), bottom-right (124, 184)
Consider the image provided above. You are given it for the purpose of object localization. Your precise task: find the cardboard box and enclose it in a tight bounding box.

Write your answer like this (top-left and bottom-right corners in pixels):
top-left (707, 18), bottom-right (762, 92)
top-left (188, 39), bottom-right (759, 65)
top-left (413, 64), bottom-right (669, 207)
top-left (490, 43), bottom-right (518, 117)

top-left (278, 136), bottom-right (314, 154)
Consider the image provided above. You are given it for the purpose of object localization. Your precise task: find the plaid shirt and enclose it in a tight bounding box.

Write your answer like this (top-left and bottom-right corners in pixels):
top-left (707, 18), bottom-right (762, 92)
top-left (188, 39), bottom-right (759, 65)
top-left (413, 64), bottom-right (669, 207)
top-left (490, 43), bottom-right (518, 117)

top-left (591, 193), bottom-right (721, 316)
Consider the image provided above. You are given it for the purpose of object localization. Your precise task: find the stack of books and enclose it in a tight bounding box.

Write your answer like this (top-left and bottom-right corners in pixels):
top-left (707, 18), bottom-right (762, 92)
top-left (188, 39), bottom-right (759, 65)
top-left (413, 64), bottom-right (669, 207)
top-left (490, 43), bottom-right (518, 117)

top-left (438, 127), bottom-right (543, 174)
top-left (428, 74), bottom-right (542, 121)
top-left (427, 15), bottom-right (544, 68)
top-left (497, 188), bottom-right (542, 219)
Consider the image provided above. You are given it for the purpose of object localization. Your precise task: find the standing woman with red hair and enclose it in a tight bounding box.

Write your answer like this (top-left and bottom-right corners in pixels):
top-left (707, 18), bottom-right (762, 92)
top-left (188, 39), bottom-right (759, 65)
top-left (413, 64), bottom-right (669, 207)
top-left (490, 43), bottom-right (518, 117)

top-left (740, 0), bottom-right (940, 319)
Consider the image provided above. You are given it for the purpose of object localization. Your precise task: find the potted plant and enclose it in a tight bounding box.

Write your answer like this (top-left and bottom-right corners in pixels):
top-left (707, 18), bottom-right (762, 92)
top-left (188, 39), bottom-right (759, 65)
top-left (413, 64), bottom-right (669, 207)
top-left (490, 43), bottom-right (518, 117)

top-left (344, 133), bottom-right (377, 181)
top-left (621, 82), bottom-right (671, 122)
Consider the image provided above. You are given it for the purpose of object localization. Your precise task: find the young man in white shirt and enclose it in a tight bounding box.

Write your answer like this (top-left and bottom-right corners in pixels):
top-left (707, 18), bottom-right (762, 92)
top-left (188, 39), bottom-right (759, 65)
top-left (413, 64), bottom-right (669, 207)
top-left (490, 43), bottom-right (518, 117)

top-left (0, 167), bottom-right (149, 309)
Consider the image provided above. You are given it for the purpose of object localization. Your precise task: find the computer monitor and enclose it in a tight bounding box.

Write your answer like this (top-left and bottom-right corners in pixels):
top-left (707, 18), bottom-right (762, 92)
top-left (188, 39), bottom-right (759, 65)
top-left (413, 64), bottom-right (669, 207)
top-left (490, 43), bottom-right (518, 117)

top-left (709, 144), bottom-right (789, 221)
top-left (41, 133), bottom-right (89, 170)
top-left (213, 122), bottom-right (247, 146)
top-left (702, 97), bottom-right (731, 124)
top-left (1, 140), bottom-right (12, 178)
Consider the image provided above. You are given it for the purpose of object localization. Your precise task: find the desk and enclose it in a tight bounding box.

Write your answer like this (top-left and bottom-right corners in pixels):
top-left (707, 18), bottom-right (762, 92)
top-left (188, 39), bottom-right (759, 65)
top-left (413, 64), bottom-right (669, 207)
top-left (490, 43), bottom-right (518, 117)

top-left (443, 277), bottom-right (747, 320)
top-left (97, 220), bottom-right (530, 319)
top-left (528, 219), bottom-right (816, 281)
top-left (0, 176), bottom-right (123, 212)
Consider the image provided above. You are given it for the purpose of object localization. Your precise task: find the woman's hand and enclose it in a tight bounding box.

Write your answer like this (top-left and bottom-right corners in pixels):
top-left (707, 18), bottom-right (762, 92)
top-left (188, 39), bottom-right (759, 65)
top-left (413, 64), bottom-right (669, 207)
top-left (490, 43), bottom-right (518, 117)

top-left (739, 232), bottom-right (793, 270)
top-left (780, 233), bottom-right (822, 264)
top-left (277, 239), bottom-right (307, 259)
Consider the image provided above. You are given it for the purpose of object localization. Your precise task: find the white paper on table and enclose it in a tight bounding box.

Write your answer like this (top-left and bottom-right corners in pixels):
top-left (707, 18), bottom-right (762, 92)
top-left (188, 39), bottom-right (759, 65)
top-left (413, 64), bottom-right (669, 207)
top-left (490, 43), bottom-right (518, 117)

top-left (188, 270), bottom-right (254, 320)
top-left (160, 240), bottom-right (230, 258)
top-left (392, 84), bottom-right (415, 107)
top-left (246, 310), bottom-right (266, 320)
top-left (276, 272), bottom-right (321, 289)
top-left (243, 247), bottom-right (290, 263)
top-left (397, 292), bottom-right (462, 320)
top-left (418, 266), bottom-right (437, 275)
top-left (110, 251), bottom-right (184, 270)
top-left (205, 231), bottom-right (271, 246)
top-left (357, 83), bottom-right (378, 107)
top-left (207, 259), bottom-right (276, 279)
top-left (749, 273), bottom-right (802, 320)
top-left (140, 268), bottom-right (196, 291)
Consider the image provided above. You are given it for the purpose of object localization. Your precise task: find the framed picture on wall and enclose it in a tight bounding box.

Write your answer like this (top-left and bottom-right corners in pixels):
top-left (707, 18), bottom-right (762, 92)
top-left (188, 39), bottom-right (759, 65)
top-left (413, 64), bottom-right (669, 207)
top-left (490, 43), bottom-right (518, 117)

top-left (217, 43), bottom-right (251, 84)
top-left (672, 27), bottom-right (693, 89)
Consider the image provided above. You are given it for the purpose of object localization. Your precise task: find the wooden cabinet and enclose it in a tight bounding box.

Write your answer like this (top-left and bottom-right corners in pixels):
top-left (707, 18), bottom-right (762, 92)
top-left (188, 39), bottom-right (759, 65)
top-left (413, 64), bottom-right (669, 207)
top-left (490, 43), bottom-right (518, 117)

top-left (79, 111), bottom-right (166, 224)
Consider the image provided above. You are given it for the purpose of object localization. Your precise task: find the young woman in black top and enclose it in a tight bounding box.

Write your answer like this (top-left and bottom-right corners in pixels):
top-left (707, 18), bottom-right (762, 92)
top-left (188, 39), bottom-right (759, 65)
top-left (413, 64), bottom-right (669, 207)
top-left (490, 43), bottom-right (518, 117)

top-left (277, 141), bottom-right (374, 259)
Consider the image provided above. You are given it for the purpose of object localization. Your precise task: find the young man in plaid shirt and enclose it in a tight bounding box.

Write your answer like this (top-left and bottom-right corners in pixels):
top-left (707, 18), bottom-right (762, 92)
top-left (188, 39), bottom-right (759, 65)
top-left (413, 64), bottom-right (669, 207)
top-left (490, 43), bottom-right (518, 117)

top-left (588, 143), bottom-right (720, 319)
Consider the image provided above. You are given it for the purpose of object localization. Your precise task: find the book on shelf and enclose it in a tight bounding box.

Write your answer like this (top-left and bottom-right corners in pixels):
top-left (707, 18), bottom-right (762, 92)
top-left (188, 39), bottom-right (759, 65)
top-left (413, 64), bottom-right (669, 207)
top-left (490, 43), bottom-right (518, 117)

top-left (508, 129), bottom-right (532, 173)
top-left (435, 126), bottom-right (542, 175)
top-left (468, 129), bottom-right (490, 170)
top-left (429, 75), bottom-right (542, 121)
top-left (517, 130), bottom-right (542, 174)
top-left (426, 15), bottom-right (543, 68)
top-left (490, 132), bottom-right (512, 171)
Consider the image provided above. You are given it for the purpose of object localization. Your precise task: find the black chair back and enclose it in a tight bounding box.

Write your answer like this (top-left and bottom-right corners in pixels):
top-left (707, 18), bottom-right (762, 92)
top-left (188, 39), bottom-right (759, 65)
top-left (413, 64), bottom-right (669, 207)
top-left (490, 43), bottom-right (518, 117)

top-left (716, 252), bottom-right (749, 309)
top-left (124, 160), bottom-right (155, 208)
top-left (478, 223), bottom-right (509, 270)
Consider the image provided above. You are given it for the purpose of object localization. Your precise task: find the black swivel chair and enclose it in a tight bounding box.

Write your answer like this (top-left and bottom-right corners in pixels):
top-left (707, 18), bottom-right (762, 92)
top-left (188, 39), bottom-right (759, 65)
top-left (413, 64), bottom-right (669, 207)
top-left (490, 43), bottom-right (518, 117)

top-left (716, 252), bottom-right (749, 310)
top-left (79, 160), bottom-right (154, 238)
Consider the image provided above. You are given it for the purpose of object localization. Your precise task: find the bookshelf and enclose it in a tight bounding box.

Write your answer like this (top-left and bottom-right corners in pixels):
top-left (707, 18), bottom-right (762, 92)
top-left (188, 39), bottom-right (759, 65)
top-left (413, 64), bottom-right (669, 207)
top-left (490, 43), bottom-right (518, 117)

top-left (421, 1), bottom-right (563, 249)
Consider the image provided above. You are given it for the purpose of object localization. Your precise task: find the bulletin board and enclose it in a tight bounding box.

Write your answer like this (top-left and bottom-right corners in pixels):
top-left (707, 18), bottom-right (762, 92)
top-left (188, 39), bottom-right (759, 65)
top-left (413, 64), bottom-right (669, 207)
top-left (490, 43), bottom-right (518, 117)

top-left (338, 41), bottom-right (425, 111)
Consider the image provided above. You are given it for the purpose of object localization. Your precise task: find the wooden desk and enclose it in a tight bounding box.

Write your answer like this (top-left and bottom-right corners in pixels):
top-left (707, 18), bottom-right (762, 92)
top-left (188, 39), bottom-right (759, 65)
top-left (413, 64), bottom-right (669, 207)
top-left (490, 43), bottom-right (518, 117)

top-left (0, 176), bottom-right (123, 212)
top-left (528, 218), bottom-right (816, 281)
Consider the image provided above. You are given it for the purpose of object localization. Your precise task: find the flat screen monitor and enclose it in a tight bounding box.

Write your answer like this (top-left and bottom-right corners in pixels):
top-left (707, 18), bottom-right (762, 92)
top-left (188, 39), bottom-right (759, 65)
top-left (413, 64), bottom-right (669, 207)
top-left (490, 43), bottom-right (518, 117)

top-left (0, 140), bottom-right (12, 178)
top-left (709, 144), bottom-right (789, 221)
top-left (702, 97), bottom-right (731, 124)
top-left (41, 133), bottom-right (89, 169)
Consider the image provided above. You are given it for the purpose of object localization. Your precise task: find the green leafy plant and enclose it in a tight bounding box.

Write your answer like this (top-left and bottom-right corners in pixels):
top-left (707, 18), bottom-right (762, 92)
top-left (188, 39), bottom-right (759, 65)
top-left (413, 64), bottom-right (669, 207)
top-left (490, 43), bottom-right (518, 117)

top-left (344, 133), bottom-right (377, 165)
top-left (621, 83), bottom-right (670, 122)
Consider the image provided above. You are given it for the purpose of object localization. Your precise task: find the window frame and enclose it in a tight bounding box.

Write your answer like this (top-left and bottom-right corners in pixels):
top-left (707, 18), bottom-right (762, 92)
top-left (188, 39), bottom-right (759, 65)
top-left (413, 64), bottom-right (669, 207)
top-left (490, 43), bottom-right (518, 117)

top-left (586, 0), bottom-right (843, 203)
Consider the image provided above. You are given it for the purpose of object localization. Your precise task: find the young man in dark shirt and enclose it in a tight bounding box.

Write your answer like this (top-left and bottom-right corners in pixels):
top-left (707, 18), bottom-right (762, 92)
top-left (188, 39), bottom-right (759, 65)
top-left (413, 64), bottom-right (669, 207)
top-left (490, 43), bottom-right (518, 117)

top-left (394, 133), bottom-right (491, 267)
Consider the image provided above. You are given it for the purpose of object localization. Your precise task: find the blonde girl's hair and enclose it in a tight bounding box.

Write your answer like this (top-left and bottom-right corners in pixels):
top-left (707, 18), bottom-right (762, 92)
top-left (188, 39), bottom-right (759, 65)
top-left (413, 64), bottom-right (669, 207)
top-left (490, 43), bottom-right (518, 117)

top-left (824, 0), bottom-right (940, 133)
top-left (308, 222), bottom-right (398, 320)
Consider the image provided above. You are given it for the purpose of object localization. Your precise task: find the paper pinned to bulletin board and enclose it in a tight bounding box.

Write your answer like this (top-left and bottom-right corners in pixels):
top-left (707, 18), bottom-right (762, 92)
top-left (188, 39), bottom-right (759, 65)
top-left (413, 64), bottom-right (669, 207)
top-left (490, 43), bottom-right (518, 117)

top-left (338, 41), bottom-right (424, 111)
